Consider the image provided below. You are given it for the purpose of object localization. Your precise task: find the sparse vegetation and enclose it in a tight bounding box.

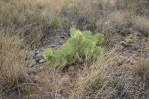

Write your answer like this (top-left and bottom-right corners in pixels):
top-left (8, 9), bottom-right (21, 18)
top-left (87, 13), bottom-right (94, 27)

top-left (0, 0), bottom-right (149, 98)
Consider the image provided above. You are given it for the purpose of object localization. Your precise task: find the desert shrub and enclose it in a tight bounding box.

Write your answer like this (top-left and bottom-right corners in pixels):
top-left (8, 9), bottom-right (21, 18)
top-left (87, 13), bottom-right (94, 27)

top-left (44, 28), bottom-right (104, 69)
top-left (0, 35), bottom-right (26, 93)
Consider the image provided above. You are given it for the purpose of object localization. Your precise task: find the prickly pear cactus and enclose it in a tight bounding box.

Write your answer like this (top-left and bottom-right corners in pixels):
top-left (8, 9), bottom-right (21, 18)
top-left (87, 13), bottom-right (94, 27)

top-left (44, 28), bottom-right (104, 70)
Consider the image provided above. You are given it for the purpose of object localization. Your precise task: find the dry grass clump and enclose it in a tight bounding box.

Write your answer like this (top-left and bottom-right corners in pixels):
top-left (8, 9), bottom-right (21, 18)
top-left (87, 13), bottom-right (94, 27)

top-left (0, 0), bottom-right (26, 27)
top-left (108, 10), bottom-right (131, 29)
top-left (70, 49), bottom-right (120, 99)
top-left (136, 60), bottom-right (149, 79)
top-left (0, 35), bottom-right (26, 94)
top-left (22, 0), bottom-right (64, 15)
top-left (29, 65), bottom-right (73, 99)
top-left (135, 60), bottom-right (149, 98)
top-left (69, 46), bottom-right (148, 99)
top-left (0, 0), bottom-right (61, 29)
top-left (71, 68), bottom-right (104, 99)
top-left (132, 16), bottom-right (149, 36)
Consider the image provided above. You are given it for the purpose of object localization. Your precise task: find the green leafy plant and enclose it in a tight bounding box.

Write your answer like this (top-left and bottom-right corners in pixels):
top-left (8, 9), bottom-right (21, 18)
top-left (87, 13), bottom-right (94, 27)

top-left (44, 28), bottom-right (104, 69)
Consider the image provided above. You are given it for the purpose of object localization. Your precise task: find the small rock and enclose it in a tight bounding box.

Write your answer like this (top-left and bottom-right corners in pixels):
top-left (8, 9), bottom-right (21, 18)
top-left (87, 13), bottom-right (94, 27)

top-left (31, 59), bottom-right (37, 67)
top-left (146, 47), bottom-right (149, 50)
top-left (37, 51), bottom-right (43, 57)
top-left (39, 59), bottom-right (46, 64)
top-left (7, 92), bottom-right (18, 99)
top-left (28, 68), bottom-right (37, 75)
top-left (68, 66), bottom-right (75, 71)
top-left (36, 50), bottom-right (40, 54)
top-left (35, 53), bottom-right (43, 63)
top-left (60, 36), bottom-right (65, 39)
top-left (49, 44), bottom-right (57, 48)
top-left (120, 41), bottom-right (129, 47)
top-left (111, 35), bottom-right (123, 44)
top-left (125, 38), bottom-right (133, 43)
top-left (43, 95), bottom-right (52, 99)
top-left (55, 94), bottom-right (66, 99)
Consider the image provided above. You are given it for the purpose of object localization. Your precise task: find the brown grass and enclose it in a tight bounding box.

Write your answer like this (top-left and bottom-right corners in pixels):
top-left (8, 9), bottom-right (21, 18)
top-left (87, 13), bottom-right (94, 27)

top-left (0, 0), bottom-right (148, 34)
top-left (69, 46), bottom-right (148, 99)
top-left (32, 65), bottom-right (73, 99)
top-left (136, 59), bottom-right (149, 79)
top-left (132, 16), bottom-right (149, 36)
top-left (0, 34), bottom-right (26, 95)
top-left (70, 49), bottom-right (120, 99)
